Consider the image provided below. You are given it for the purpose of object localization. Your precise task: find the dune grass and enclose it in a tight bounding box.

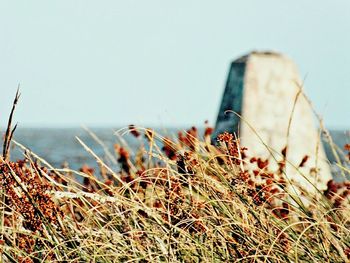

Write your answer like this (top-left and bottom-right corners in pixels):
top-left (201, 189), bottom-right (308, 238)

top-left (0, 123), bottom-right (349, 262)
top-left (0, 93), bottom-right (349, 262)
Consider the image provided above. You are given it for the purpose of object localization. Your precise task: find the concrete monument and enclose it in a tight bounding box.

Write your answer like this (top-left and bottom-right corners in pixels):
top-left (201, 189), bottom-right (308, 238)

top-left (214, 51), bottom-right (331, 190)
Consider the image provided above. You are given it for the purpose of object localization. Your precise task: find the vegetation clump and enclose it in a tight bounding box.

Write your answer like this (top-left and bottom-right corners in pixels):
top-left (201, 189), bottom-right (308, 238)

top-left (0, 94), bottom-right (349, 262)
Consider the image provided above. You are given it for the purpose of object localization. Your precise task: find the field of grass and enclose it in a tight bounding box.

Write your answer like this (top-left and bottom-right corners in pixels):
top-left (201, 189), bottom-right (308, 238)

top-left (0, 93), bottom-right (350, 262)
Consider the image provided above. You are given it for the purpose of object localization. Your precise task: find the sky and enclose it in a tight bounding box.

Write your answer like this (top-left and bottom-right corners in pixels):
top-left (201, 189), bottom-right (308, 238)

top-left (0, 1), bottom-right (349, 129)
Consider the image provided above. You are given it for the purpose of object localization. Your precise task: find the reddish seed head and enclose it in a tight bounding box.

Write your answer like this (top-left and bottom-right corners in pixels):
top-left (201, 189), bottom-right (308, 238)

top-left (281, 146), bottom-right (288, 158)
top-left (162, 137), bottom-right (177, 160)
top-left (239, 171), bottom-right (250, 181)
top-left (217, 132), bottom-right (234, 143)
top-left (257, 158), bottom-right (269, 169)
top-left (250, 157), bottom-right (257, 163)
top-left (266, 178), bottom-right (273, 185)
top-left (299, 155), bottom-right (309, 167)
top-left (119, 147), bottom-right (129, 160)
top-left (247, 179), bottom-right (255, 187)
top-left (153, 200), bottom-right (163, 208)
top-left (80, 164), bottom-right (94, 175)
top-left (278, 161), bottom-right (286, 169)
top-left (270, 188), bottom-right (279, 194)
top-left (187, 126), bottom-right (198, 141)
top-left (204, 127), bottom-right (214, 137)
top-left (144, 128), bottom-right (154, 141)
top-left (104, 179), bottom-right (113, 186)
top-left (344, 247), bottom-right (350, 259)
top-left (344, 144), bottom-right (350, 151)
top-left (178, 131), bottom-right (188, 145)
top-left (128, 124), bottom-right (140, 138)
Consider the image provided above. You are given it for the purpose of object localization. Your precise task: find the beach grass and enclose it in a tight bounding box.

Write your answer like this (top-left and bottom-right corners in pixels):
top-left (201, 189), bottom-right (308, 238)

top-left (0, 94), bottom-right (350, 262)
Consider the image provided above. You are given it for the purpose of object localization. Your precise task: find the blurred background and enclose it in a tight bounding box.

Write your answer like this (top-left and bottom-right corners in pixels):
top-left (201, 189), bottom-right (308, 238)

top-left (0, 1), bottom-right (349, 170)
top-left (0, 1), bottom-right (349, 128)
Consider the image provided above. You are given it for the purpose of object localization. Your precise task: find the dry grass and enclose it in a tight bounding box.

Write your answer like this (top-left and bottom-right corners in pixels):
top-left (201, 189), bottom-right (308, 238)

top-left (0, 93), bottom-right (349, 262)
top-left (0, 123), bottom-right (349, 262)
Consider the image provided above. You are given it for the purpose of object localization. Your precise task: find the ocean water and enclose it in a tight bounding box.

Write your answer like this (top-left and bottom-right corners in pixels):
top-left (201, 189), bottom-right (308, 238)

top-left (8, 127), bottom-right (178, 171)
top-left (3, 127), bottom-right (350, 180)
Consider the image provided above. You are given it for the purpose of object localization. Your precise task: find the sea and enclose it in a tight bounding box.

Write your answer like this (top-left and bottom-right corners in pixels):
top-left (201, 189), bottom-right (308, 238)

top-left (3, 127), bottom-right (350, 181)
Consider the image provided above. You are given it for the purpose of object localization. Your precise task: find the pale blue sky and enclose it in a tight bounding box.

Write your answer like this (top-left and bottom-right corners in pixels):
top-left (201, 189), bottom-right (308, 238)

top-left (0, 1), bottom-right (349, 128)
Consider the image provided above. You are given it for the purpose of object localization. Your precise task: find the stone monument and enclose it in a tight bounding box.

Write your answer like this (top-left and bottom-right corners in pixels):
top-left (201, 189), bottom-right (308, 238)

top-left (214, 51), bottom-right (331, 190)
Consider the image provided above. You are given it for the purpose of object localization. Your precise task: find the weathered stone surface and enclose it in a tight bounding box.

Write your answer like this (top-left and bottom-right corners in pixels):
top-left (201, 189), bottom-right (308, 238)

top-left (214, 51), bottom-right (331, 190)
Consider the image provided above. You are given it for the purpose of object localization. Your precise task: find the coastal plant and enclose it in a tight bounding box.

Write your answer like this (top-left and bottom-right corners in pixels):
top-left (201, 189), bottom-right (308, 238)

top-left (0, 94), bottom-right (349, 262)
